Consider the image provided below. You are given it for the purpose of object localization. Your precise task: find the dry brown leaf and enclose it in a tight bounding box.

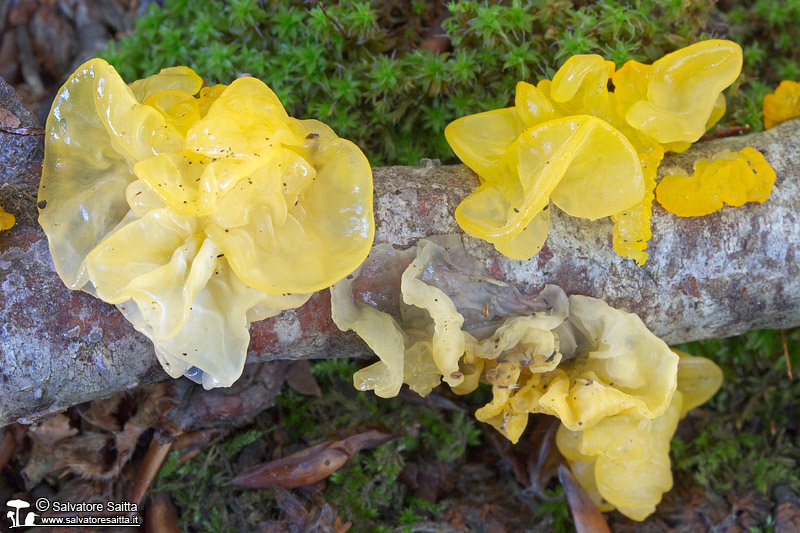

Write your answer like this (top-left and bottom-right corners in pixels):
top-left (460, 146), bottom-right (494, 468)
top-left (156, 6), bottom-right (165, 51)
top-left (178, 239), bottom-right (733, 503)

top-left (264, 488), bottom-right (352, 532)
top-left (53, 432), bottom-right (118, 480)
top-left (145, 491), bottom-right (180, 533)
top-left (21, 415), bottom-right (78, 488)
top-left (231, 429), bottom-right (395, 489)
top-left (558, 464), bottom-right (611, 533)
top-left (400, 459), bottom-right (452, 502)
top-left (173, 428), bottom-right (229, 464)
top-left (286, 360), bottom-right (322, 397)
top-left (83, 393), bottom-right (126, 432)
top-left (775, 500), bottom-right (800, 533)
top-left (0, 424), bottom-right (28, 472)
top-left (773, 484), bottom-right (800, 533)
top-left (128, 439), bottom-right (173, 507)
top-left (28, 2), bottom-right (78, 77)
top-left (0, 107), bottom-right (21, 128)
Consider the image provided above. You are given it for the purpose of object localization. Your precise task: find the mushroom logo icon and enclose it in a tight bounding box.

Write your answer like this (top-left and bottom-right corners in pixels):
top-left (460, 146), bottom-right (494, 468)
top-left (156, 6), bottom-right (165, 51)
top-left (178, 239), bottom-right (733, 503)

top-left (5, 499), bottom-right (36, 528)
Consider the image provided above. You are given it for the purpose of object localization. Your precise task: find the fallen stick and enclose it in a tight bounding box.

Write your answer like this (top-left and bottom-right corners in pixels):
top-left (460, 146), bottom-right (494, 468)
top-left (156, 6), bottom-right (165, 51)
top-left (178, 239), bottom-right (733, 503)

top-left (1, 79), bottom-right (799, 428)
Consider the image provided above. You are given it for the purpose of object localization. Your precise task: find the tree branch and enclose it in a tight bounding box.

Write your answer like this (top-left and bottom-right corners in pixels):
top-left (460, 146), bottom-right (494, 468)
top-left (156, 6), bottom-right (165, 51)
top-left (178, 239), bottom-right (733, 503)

top-left (1, 77), bottom-right (799, 427)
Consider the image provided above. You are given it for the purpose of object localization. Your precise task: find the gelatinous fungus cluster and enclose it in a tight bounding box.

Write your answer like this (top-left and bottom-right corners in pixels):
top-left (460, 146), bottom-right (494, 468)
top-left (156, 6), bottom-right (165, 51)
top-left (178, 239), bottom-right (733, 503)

top-left (331, 236), bottom-right (722, 520)
top-left (656, 147), bottom-right (776, 217)
top-left (38, 59), bottom-right (374, 388)
top-left (36, 40), bottom-right (758, 523)
top-left (445, 40), bottom-right (745, 264)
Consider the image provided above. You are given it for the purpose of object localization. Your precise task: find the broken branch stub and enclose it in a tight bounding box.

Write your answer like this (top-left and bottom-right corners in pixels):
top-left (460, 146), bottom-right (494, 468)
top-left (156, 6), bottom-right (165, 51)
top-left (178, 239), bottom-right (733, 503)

top-left (1, 73), bottom-right (799, 427)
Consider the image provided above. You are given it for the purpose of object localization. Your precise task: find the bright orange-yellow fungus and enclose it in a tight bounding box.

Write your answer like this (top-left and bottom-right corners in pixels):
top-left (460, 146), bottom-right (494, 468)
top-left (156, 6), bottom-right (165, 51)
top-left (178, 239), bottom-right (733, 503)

top-left (622, 40), bottom-right (742, 144)
top-left (0, 206), bottom-right (13, 231)
top-left (655, 147), bottom-right (776, 217)
top-left (763, 80), bottom-right (800, 130)
top-left (39, 58), bottom-right (374, 388)
top-left (450, 115), bottom-right (644, 260)
top-left (446, 40), bottom-right (744, 264)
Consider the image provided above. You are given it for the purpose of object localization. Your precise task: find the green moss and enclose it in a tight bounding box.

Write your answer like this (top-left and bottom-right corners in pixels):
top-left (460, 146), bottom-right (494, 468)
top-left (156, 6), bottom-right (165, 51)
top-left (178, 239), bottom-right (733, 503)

top-left (534, 486), bottom-right (572, 533)
top-left (719, 0), bottom-right (800, 131)
top-left (152, 436), bottom-right (277, 532)
top-left (101, 0), bottom-right (743, 167)
top-left (672, 329), bottom-right (800, 498)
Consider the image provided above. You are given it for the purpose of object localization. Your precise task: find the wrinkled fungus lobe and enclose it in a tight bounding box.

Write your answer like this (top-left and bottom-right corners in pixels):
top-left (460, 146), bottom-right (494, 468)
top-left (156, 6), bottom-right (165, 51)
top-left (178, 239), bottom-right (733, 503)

top-left (445, 40), bottom-right (743, 264)
top-left (39, 59), bottom-right (374, 388)
top-left (556, 351), bottom-right (722, 520)
top-left (763, 80), bottom-right (800, 130)
top-left (332, 236), bottom-right (722, 520)
top-left (0, 206), bottom-right (13, 231)
top-left (655, 147), bottom-right (776, 217)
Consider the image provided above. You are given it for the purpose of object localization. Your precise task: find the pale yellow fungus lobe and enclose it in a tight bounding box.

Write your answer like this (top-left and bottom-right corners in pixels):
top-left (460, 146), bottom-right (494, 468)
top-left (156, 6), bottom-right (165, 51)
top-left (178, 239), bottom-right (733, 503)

top-left (655, 147), bottom-right (776, 217)
top-left (445, 40), bottom-right (743, 263)
top-left (331, 240), bottom-right (472, 398)
top-left (556, 351), bottom-right (722, 520)
top-left (333, 237), bottom-right (722, 521)
top-left (330, 238), bottom-right (568, 399)
top-left (763, 80), bottom-right (800, 130)
top-left (39, 58), bottom-right (374, 388)
top-left (0, 206), bottom-right (13, 231)
top-left (471, 295), bottom-right (678, 442)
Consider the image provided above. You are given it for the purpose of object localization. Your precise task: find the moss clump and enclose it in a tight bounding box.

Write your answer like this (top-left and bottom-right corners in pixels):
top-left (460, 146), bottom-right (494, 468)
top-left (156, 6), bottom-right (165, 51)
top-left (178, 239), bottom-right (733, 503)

top-left (720, 0), bottom-right (800, 131)
top-left (102, 0), bottom-right (727, 166)
top-left (671, 329), bottom-right (800, 497)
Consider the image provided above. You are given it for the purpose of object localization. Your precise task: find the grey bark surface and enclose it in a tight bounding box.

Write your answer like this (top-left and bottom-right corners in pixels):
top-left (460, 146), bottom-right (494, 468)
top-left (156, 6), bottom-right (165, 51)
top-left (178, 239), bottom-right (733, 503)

top-left (1, 75), bottom-right (799, 427)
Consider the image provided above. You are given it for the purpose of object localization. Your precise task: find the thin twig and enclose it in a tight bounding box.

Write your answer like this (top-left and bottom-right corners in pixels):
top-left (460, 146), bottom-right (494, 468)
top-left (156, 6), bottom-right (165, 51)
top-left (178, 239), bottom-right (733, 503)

top-left (0, 126), bottom-right (45, 136)
top-left (780, 329), bottom-right (793, 379)
top-left (128, 439), bottom-right (173, 507)
top-left (700, 124), bottom-right (750, 142)
top-left (309, 1), bottom-right (347, 39)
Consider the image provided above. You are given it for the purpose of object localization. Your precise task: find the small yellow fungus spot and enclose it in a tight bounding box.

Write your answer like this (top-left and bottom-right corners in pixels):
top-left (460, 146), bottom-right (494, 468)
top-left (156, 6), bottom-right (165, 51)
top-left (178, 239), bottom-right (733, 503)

top-left (655, 147), bottom-right (776, 217)
top-left (0, 206), bottom-right (14, 231)
top-left (763, 80), bottom-right (800, 130)
top-left (445, 40), bottom-right (743, 263)
top-left (39, 58), bottom-right (374, 388)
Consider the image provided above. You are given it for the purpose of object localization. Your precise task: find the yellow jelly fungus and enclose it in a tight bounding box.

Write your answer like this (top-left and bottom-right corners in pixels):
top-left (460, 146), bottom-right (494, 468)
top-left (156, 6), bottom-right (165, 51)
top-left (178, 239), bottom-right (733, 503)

top-left (39, 58), bottom-right (374, 388)
top-left (333, 238), bottom-right (723, 520)
top-left (476, 295), bottom-right (679, 441)
top-left (0, 206), bottom-right (13, 231)
top-left (451, 115), bottom-right (644, 260)
top-left (556, 351), bottom-right (722, 521)
top-left (763, 80), bottom-right (800, 130)
top-left (623, 40), bottom-right (741, 144)
top-left (332, 240), bottom-right (472, 398)
top-left (446, 40), bottom-right (743, 263)
top-left (549, 55), bottom-right (616, 121)
top-left (655, 147), bottom-right (776, 217)
top-left (334, 238), bottom-right (723, 521)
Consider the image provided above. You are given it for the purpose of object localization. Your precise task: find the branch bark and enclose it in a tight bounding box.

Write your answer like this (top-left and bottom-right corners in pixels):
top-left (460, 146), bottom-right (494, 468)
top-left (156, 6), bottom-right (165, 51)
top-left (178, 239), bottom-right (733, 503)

top-left (1, 77), bottom-right (799, 427)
